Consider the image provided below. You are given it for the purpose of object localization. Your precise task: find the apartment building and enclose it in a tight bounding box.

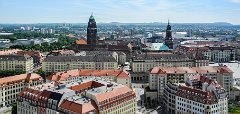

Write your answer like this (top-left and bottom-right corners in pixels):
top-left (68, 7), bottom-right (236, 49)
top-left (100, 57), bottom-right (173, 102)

top-left (17, 78), bottom-right (136, 114)
top-left (48, 49), bottom-right (75, 56)
top-left (131, 53), bottom-right (209, 73)
top-left (47, 69), bottom-right (131, 87)
top-left (0, 55), bottom-right (34, 72)
top-left (76, 51), bottom-right (127, 65)
top-left (163, 75), bottom-right (228, 114)
top-left (0, 73), bottom-right (43, 108)
top-left (42, 56), bottom-right (118, 72)
top-left (16, 50), bottom-right (44, 65)
top-left (177, 45), bottom-right (235, 62)
top-left (146, 66), bottom-right (233, 106)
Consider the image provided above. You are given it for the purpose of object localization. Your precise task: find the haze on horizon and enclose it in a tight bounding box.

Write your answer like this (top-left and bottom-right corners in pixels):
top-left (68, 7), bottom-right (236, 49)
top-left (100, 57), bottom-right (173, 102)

top-left (0, 0), bottom-right (240, 24)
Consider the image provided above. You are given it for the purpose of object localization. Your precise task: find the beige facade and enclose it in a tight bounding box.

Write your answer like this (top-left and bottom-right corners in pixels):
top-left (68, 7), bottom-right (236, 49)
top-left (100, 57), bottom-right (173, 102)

top-left (42, 61), bottom-right (118, 72)
top-left (0, 55), bottom-right (33, 72)
top-left (131, 54), bottom-right (209, 72)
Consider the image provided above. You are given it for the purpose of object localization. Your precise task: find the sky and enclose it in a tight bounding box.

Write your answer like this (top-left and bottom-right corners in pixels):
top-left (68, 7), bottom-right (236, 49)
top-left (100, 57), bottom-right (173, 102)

top-left (0, 0), bottom-right (240, 24)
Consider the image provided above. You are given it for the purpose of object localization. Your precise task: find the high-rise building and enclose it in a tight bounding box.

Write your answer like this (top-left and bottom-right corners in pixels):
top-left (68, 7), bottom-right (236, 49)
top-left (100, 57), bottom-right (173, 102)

top-left (87, 13), bottom-right (97, 46)
top-left (165, 20), bottom-right (173, 49)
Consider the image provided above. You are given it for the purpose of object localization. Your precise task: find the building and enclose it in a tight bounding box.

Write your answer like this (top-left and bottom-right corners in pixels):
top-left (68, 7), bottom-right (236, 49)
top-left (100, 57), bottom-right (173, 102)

top-left (131, 52), bottom-right (209, 73)
top-left (143, 43), bottom-right (171, 51)
top-left (15, 39), bottom-right (32, 45)
top-left (230, 86), bottom-right (240, 101)
top-left (71, 15), bottom-right (132, 61)
top-left (208, 46), bottom-right (235, 62)
top-left (0, 73), bottom-right (43, 108)
top-left (146, 66), bottom-right (233, 107)
top-left (87, 13), bottom-right (97, 46)
top-left (163, 75), bottom-right (228, 114)
top-left (48, 49), bottom-right (75, 56)
top-left (165, 20), bottom-right (173, 49)
top-left (77, 51), bottom-right (127, 65)
top-left (47, 69), bottom-right (131, 87)
top-left (42, 56), bottom-right (118, 72)
top-left (0, 55), bottom-right (34, 72)
top-left (17, 78), bottom-right (136, 114)
top-left (16, 50), bottom-right (43, 66)
top-left (0, 39), bottom-right (10, 43)
top-left (177, 45), bottom-right (235, 62)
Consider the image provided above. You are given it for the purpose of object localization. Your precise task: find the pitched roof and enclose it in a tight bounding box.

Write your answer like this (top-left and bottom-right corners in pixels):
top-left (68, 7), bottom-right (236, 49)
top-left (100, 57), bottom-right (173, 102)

top-left (150, 66), bottom-right (233, 74)
top-left (0, 49), bottom-right (22, 55)
top-left (59, 99), bottom-right (98, 114)
top-left (0, 73), bottom-right (42, 85)
top-left (75, 39), bottom-right (87, 44)
top-left (47, 69), bottom-right (129, 81)
top-left (95, 86), bottom-right (134, 102)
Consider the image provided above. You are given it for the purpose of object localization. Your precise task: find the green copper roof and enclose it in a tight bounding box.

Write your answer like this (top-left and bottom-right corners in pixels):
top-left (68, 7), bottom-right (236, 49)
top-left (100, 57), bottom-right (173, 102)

top-left (89, 13), bottom-right (95, 20)
top-left (160, 44), bottom-right (170, 50)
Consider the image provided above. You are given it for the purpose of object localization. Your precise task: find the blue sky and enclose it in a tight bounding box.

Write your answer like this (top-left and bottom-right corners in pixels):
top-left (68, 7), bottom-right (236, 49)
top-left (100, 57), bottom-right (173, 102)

top-left (0, 0), bottom-right (240, 24)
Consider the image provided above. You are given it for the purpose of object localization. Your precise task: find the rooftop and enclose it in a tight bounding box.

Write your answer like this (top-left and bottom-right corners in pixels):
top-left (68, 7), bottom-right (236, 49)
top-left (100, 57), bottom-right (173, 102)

top-left (0, 73), bottom-right (42, 86)
top-left (150, 66), bottom-right (233, 74)
top-left (0, 54), bottom-right (32, 61)
top-left (18, 78), bottom-right (135, 113)
top-left (47, 69), bottom-right (129, 81)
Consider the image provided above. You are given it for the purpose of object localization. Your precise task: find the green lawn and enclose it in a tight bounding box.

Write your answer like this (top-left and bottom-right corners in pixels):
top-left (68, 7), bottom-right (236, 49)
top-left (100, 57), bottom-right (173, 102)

top-left (229, 106), bottom-right (240, 114)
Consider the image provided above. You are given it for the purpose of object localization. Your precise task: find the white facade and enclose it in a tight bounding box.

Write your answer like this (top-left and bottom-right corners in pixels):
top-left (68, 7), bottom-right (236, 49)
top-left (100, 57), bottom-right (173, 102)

top-left (176, 97), bottom-right (228, 114)
top-left (0, 74), bottom-right (43, 108)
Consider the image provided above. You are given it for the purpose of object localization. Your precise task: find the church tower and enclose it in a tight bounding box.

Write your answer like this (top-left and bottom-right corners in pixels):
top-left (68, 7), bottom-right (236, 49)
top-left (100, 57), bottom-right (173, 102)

top-left (87, 13), bottom-right (97, 46)
top-left (165, 20), bottom-right (173, 49)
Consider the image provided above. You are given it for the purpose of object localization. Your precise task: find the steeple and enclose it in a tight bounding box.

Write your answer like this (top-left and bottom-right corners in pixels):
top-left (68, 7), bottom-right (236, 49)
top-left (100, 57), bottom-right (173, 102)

top-left (167, 19), bottom-right (171, 30)
top-left (165, 19), bottom-right (173, 49)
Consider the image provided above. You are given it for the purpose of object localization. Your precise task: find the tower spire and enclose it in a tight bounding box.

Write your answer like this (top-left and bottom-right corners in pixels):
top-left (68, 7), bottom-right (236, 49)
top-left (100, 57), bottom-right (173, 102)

top-left (168, 19), bottom-right (170, 25)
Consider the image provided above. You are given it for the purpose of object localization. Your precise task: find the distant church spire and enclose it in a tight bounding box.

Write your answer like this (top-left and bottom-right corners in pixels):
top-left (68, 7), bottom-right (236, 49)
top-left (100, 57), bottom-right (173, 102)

top-left (165, 19), bottom-right (173, 49)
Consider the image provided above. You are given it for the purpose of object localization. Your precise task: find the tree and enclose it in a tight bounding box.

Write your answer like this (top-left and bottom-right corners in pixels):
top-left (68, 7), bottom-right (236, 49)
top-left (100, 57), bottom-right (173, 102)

top-left (11, 103), bottom-right (17, 114)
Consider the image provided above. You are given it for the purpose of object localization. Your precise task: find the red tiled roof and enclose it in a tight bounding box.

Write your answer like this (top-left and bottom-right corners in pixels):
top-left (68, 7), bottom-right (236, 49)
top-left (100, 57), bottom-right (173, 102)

top-left (59, 99), bottom-right (98, 114)
top-left (75, 39), bottom-right (87, 44)
top-left (69, 81), bottom-right (105, 91)
top-left (0, 73), bottom-right (43, 85)
top-left (47, 69), bottom-right (129, 81)
top-left (0, 49), bottom-right (22, 55)
top-left (176, 85), bottom-right (216, 104)
top-left (95, 86), bottom-right (134, 102)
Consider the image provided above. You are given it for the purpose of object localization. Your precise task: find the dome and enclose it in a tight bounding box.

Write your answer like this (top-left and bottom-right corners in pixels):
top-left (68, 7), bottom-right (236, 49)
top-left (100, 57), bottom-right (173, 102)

top-left (159, 44), bottom-right (170, 51)
top-left (89, 13), bottom-right (95, 20)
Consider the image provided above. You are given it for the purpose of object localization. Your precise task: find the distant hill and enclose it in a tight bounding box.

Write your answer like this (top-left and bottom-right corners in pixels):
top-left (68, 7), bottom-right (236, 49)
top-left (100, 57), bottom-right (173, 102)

top-left (212, 22), bottom-right (233, 26)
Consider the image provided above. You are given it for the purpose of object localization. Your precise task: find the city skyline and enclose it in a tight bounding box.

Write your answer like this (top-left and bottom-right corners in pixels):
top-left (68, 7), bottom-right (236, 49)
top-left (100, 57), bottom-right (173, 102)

top-left (0, 0), bottom-right (240, 24)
